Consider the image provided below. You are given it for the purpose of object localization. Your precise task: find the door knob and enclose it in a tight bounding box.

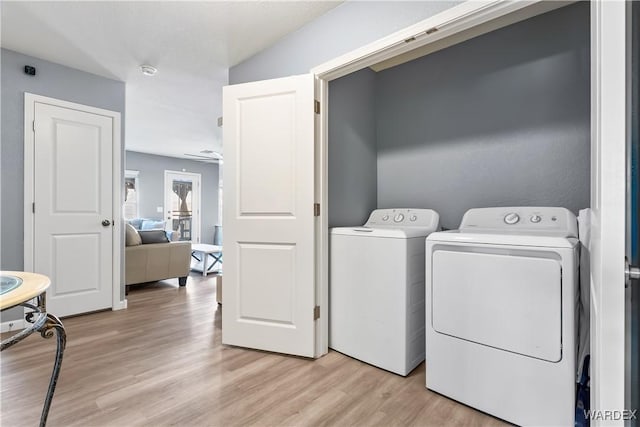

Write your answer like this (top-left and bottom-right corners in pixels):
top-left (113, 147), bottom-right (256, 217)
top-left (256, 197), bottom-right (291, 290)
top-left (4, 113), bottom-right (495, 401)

top-left (102, 219), bottom-right (111, 227)
top-left (626, 257), bottom-right (640, 288)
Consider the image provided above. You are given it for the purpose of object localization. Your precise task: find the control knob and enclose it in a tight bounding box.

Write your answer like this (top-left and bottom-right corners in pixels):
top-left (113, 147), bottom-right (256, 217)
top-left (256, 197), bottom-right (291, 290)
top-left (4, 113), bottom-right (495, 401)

top-left (504, 213), bottom-right (520, 225)
top-left (530, 215), bottom-right (542, 223)
top-left (393, 213), bottom-right (405, 223)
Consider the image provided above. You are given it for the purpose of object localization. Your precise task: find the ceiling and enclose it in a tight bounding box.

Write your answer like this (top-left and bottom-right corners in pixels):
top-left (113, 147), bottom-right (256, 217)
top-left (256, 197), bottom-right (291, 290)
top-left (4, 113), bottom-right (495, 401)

top-left (0, 1), bottom-right (342, 160)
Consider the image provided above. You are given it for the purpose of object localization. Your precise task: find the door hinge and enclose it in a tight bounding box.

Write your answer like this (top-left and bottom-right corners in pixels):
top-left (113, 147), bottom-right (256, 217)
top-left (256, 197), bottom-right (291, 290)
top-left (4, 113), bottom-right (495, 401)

top-left (217, 116), bottom-right (223, 127)
top-left (32, 121), bottom-right (35, 132)
top-left (314, 305), bottom-right (320, 320)
top-left (32, 202), bottom-right (35, 213)
top-left (314, 203), bottom-right (320, 217)
top-left (314, 100), bottom-right (320, 114)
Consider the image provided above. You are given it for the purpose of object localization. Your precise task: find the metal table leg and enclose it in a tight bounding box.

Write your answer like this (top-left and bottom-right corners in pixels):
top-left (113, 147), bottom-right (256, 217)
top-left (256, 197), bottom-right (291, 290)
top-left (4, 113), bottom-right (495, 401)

top-left (37, 312), bottom-right (66, 427)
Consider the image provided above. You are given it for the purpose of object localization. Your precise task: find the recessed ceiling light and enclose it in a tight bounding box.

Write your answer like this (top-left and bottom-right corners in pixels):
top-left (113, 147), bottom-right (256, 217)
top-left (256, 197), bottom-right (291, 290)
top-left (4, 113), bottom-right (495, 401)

top-left (140, 64), bottom-right (157, 76)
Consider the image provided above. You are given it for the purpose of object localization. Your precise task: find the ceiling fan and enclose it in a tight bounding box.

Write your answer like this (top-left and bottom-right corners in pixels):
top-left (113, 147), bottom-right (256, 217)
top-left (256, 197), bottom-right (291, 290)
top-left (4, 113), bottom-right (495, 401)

top-left (183, 150), bottom-right (222, 162)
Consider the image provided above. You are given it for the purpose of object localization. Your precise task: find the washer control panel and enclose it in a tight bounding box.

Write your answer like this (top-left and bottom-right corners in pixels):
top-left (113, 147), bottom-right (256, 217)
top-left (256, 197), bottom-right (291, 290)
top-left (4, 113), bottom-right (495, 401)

top-left (366, 208), bottom-right (439, 229)
top-left (460, 207), bottom-right (578, 237)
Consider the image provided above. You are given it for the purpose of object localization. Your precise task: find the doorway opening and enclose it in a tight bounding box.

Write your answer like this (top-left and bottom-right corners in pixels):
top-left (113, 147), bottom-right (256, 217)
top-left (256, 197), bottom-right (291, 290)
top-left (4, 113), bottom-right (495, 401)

top-left (164, 170), bottom-right (202, 243)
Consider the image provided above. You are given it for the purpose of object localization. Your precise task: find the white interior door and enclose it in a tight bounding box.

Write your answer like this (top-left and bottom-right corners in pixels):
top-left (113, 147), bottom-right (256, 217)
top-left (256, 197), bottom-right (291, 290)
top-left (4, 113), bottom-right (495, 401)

top-left (33, 101), bottom-right (114, 317)
top-left (164, 170), bottom-right (201, 243)
top-left (590, 1), bottom-right (628, 422)
top-left (222, 74), bottom-right (316, 357)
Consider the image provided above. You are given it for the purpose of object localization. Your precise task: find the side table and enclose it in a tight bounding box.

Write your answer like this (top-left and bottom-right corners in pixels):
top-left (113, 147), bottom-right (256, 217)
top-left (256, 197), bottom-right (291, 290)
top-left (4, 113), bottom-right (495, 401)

top-left (1, 271), bottom-right (66, 427)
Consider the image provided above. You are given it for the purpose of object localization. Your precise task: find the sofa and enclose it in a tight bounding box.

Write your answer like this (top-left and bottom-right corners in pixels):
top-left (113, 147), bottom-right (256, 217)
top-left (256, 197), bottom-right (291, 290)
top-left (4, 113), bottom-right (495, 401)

top-left (125, 223), bottom-right (191, 290)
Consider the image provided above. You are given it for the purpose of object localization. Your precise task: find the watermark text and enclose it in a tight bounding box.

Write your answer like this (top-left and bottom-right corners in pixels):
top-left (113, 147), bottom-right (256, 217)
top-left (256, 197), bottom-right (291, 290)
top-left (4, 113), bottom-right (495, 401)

top-left (583, 409), bottom-right (637, 421)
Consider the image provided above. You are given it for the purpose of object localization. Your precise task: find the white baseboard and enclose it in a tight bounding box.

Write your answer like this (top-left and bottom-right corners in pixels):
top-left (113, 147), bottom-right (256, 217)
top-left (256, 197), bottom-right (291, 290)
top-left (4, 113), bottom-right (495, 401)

top-left (1, 319), bottom-right (26, 333)
top-left (112, 299), bottom-right (127, 311)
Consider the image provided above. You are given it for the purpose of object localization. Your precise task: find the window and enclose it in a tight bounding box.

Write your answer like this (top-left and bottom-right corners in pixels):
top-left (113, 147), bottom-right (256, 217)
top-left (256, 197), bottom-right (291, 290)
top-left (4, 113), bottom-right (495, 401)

top-left (123, 170), bottom-right (139, 220)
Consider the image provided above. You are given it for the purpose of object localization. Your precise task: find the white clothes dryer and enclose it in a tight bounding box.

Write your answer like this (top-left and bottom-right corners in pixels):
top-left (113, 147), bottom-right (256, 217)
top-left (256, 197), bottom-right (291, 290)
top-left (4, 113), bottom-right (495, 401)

top-left (330, 208), bottom-right (440, 376)
top-left (425, 207), bottom-right (579, 426)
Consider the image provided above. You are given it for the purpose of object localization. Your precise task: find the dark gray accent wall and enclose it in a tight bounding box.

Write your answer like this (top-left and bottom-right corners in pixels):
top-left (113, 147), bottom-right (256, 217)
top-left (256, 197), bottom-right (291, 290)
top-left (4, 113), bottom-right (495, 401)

top-left (1, 48), bottom-right (126, 321)
top-left (229, 1), bottom-right (460, 84)
top-left (125, 151), bottom-right (220, 244)
top-left (328, 68), bottom-right (377, 227)
top-left (376, 3), bottom-right (590, 229)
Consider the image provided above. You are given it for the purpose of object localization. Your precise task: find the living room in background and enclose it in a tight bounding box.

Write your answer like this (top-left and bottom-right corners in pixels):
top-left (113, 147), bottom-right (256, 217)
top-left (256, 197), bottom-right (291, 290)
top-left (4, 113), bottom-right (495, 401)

top-left (164, 170), bottom-right (201, 243)
top-left (124, 170), bottom-right (139, 220)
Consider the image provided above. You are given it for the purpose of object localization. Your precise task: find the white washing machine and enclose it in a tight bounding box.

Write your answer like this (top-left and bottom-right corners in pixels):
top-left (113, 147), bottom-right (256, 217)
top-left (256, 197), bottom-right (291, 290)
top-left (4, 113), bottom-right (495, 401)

top-left (330, 208), bottom-right (440, 376)
top-left (425, 207), bottom-right (579, 426)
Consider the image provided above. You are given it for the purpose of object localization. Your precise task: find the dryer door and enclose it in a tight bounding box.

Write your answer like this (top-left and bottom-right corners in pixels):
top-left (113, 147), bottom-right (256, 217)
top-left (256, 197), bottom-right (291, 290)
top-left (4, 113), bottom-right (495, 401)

top-left (431, 250), bottom-right (562, 362)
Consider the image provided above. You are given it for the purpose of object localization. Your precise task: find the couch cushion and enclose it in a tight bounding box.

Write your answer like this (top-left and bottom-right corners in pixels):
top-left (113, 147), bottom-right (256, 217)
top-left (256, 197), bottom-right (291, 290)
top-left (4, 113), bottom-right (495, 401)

top-left (139, 229), bottom-right (170, 244)
top-left (141, 219), bottom-right (165, 230)
top-left (125, 223), bottom-right (142, 246)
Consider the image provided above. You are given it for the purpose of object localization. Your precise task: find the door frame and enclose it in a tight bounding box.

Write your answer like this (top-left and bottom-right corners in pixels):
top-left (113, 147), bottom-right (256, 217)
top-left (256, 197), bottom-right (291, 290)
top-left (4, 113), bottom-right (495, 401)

top-left (163, 170), bottom-right (202, 243)
top-left (589, 0), bottom-right (627, 419)
top-left (309, 0), bottom-right (625, 416)
top-left (23, 93), bottom-right (124, 311)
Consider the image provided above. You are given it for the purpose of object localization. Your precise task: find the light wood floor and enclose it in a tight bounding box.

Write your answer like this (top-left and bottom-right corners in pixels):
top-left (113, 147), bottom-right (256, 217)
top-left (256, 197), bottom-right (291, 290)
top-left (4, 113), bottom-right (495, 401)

top-left (1, 274), bottom-right (507, 427)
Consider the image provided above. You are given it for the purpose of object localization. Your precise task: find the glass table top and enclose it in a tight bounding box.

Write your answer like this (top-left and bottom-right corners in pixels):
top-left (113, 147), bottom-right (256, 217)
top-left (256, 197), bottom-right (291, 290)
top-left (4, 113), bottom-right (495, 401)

top-left (0, 275), bottom-right (23, 295)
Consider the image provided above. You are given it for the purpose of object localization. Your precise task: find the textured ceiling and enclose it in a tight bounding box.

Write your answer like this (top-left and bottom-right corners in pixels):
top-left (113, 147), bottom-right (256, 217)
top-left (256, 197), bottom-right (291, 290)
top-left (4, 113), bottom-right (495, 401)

top-left (1, 1), bottom-right (342, 160)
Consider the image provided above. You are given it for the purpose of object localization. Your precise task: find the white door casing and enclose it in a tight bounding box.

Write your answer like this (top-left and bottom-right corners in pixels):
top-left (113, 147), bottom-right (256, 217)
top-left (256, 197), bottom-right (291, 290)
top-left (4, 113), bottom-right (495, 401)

top-left (164, 170), bottom-right (201, 243)
top-left (24, 94), bottom-right (123, 317)
top-left (222, 74), bottom-right (316, 357)
top-left (590, 1), bottom-right (627, 423)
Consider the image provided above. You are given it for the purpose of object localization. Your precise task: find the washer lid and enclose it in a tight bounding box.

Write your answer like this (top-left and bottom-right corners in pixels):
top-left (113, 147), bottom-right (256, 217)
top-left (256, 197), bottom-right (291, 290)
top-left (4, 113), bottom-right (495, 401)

top-left (331, 225), bottom-right (436, 239)
top-left (427, 230), bottom-right (578, 248)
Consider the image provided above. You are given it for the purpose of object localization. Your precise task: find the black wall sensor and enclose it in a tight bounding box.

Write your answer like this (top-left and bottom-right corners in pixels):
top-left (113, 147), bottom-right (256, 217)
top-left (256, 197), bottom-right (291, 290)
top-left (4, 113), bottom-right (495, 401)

top-left (24, 65), bottom-right (36, 76)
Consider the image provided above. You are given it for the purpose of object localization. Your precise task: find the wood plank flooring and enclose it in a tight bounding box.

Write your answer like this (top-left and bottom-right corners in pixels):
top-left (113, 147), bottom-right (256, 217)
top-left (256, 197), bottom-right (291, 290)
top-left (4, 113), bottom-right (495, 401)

top-left (1, 274), bottom-right (507, 426)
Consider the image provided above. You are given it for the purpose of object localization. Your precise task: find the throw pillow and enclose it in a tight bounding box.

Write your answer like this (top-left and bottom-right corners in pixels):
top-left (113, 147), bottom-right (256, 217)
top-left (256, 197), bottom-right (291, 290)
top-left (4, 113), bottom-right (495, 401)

top-left (125, 223), bottom-right (142, 246)
top-left (139, 230), bottom-right (170, 244)
top-left (141, 219), bottom-right (165, 230)
top-left (127, 218), bottom-right (144, 230)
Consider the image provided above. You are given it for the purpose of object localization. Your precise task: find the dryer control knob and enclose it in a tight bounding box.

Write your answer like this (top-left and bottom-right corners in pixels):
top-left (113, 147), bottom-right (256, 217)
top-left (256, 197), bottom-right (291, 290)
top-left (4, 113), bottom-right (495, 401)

top-left (382, 215), bottom-right (389, 221)
top-left (504, 213), bottom-right (520, 225)
top-left (410, 215), bottom-right (417, 222)
top-left (393, 213), bottom-right (405, 223)
top-left (530, 215), bottom-right (542, 223)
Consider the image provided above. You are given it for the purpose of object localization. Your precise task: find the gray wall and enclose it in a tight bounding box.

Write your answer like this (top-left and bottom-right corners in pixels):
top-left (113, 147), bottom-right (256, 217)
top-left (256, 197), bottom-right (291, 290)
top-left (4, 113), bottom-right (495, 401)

top-left (328, 68), bottom-right (377, 227)
top-left (376, 3), bottom-right (590, 229)
top-left (230, 1), bottom-right (461, 227)
top-left (230, 1), bottom-right (460, 84)
top-left (125, 151), bottom-right (220, 244)
top-left (1, 48), bottom-right (126, 320)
